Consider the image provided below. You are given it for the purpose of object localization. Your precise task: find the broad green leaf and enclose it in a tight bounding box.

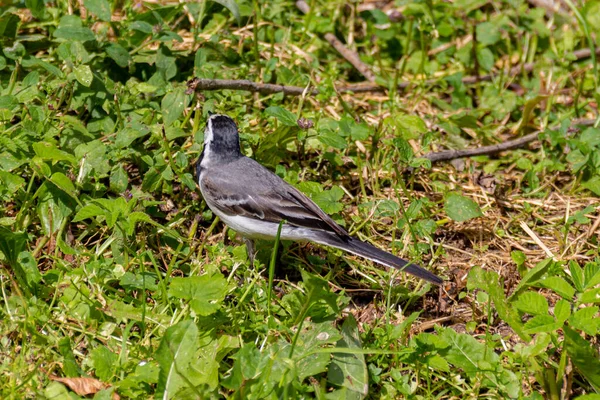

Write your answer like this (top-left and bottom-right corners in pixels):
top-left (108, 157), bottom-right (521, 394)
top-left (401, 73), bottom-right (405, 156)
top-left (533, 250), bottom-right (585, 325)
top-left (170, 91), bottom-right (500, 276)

top-left (32, 142), bottom-right (77, 165)
top-left (106, 43), bottom-right (130, 67)
top-left (328, 316), bottom-right (368, 397)
top-left (73, 65), bottom-right (93, 87)
top-left (109, 165), bottom-right (128, 193)
top-left (84, 0), bottom-right (112, 21)
top-left (0, 13), bottom-right (19, 39)
top-left (312, 186), bottom-right (344, 214)
top-left (53, 26), bottom-right (95, 42)
top-left (161, 88), bottom-right (188, 127)
top-left (582, 176), bottom-right (600, 196)
top-left (476, 21), bottom-right (500, 46)
top-left (508, 258), bottom-right (553, 301)
top-left (169, 274), bottom-right (229, 316)
top-left (49, 172), bottom-right (77, 199)
top-left (569, 306), bottom-right (600, 335)
top-left (265, 106), bottom-right (297, 127)
top-left (440, 328), bottom-right (498, 374)
top-left (584, 262), bottom-right (600, 289)
top-left (564, 326), bottom-right (600, 391)
top-left (318, 129), bottom-right (347, 149)
top-left (73, 203), bottom-right (105, 222)
top-left (513, 292), bottom-right (548, 315)
top-left (37, 181), bottom-right (76, 234)
top-left (91, 345), bottom-right (118, 381)
top-left (444, 192), bottom-right (482, 222)
top-left (0, 170), bottom-right (25, 195)
top-left (524, 315), bottom-right (561, 334)
top-left (392, 115), bottom-right (427, 140)
top-left (539, 276), bottom-right (575, 300)
top-left (0, 227), bottom-right (27, 266)
top-left (554, 299), bottom-right (571, 323)
top-left (25, 0), bottom-right (45, 19)
top-left (0, 95), bottom-right (17, 110)
top-left (579, 288), bottom-right (600, 304)
top-left (155, 320), bottom-right (199, 399)
top-left (115, 127), bottom-right (150, 149)
top-left (210, 0), bottom-right (241, 24)
top-left (57, 338), bottom-right (80, 377)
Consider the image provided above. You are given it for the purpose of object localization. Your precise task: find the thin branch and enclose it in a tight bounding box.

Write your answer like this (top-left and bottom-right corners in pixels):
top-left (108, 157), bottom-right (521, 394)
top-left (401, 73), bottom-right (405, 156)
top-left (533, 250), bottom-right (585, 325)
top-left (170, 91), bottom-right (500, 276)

top-left (423, 119), bottom-right (597, 163)
top-left (296, 0), bottom-right (376, 82)
top-left (187, 45), bottom-right (600, 96)
top-left (186, 78), bottom-right (317, 96)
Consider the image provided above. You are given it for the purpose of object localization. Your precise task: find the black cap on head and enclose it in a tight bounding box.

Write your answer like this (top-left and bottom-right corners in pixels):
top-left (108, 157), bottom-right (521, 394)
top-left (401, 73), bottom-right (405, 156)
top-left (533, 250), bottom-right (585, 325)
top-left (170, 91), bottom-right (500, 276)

top-left (204, 114), bottom-right (242, 159)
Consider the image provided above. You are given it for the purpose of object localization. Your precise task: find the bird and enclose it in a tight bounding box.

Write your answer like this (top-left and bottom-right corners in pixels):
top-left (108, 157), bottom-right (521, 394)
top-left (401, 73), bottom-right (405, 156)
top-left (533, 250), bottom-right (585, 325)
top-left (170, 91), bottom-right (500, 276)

top-left (196, 113), bottom-right (443, 285)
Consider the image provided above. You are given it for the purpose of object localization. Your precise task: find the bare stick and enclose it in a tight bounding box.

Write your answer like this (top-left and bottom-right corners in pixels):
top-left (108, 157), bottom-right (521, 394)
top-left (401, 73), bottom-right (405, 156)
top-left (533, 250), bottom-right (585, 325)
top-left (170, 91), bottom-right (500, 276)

top-left (423, 119), bottom-right (597, 163)
top-left (186, 78), bottom-right (317, 96)
top-left (296, 0), bottom-right (376, 82)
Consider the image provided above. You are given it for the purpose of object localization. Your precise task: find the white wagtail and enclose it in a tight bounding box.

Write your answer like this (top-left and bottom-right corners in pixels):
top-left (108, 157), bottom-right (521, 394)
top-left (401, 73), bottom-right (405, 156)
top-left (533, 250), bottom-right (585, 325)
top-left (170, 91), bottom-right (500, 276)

top-left (196, 114), bottom-right (443, 285)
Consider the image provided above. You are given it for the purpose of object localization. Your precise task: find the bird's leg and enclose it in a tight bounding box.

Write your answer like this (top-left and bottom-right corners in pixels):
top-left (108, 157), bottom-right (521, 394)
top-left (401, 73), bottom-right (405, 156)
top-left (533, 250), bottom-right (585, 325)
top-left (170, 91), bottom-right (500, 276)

top-left (243, 237), bottom-right (256, 267)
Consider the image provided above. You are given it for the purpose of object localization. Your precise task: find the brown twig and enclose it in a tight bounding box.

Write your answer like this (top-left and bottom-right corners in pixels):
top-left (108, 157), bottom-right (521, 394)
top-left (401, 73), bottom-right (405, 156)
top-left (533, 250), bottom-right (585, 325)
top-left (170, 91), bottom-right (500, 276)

top-left (423, 119), bottom-right (597, 163)
top-left (186, 78), bottom-right (317, 96)
top-left (296, 0), bottom-right (376, 82)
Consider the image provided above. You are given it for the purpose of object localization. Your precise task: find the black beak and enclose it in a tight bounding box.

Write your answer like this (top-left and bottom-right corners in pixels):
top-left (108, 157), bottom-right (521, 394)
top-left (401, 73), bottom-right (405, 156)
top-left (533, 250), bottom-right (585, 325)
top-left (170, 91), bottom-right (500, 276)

top-left (208, 111), bottom-right (214, 116)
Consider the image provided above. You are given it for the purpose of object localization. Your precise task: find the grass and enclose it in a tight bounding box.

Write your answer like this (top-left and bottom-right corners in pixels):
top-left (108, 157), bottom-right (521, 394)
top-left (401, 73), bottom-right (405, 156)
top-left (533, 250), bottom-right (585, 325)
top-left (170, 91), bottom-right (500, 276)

top-left (1, 0), bottom-right (600, 398)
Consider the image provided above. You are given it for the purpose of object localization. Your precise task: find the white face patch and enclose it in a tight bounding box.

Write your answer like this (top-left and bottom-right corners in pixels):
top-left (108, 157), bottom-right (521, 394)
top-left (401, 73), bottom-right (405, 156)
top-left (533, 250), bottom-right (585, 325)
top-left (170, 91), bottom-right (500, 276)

top-left (200, 116), bottom-right (217, 167)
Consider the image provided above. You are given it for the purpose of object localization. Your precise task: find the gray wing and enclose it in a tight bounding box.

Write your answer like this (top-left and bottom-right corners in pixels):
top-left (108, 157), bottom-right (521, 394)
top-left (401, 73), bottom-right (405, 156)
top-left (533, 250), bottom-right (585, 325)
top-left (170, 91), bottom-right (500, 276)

top-left (201, 158), bottom-right (349, 238)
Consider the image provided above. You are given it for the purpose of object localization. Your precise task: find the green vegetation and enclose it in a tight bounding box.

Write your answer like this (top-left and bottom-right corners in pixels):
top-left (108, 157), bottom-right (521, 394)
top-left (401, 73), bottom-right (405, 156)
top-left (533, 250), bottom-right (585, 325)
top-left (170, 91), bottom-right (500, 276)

top-left (1, 0), bottom-right (599, 398)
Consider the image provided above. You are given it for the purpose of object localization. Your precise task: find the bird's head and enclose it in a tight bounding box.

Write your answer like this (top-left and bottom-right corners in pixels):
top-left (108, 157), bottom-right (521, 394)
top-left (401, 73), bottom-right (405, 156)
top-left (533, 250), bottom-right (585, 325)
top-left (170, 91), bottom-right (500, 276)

top-left (203, 113), bottom-right (242, 159)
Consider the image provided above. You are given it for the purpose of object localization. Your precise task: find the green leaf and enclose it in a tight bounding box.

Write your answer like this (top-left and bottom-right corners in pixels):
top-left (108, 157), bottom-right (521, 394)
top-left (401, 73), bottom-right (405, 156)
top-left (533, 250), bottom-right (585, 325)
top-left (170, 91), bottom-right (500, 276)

top-left (265, 106), bottom-right (297, 127)
top-left (106, 43), bottom-right (130, 67)
top-left (569, 306), bottom-right (600, 335)
top-left (0, 170), bottom-right (26, 195)
top-left (539, 276), bottom-right (575, 300)
top-left (0, 95), bottom-right (17, 110)
top-left (477, 47), bottom-right (495, 71)
top-left (73, 203), bottom-right (105, 222)
top-left (0, 13), bottom-right (20, 39)
top-left (53, 26), bottom-right (96, 42)
top-left (110, 165), bottom-right (128, 193)
top-left (444, 192), bottom-right (482, 222)
top-left (161, 88), bottom-right (188, 127)
top-left (579, 288), bottom-right (600, 304)
top-left (524, 315), bottom-right (561, 334)
top-left (564, 326), bottom-right (600, 391)
top-left (32, 142), bottom-right (77, 165)
top-left (584, 262), bottom-right (600, 289)
top-left (209, 0), bottom-right (241, 24)
top-left (440, 328), bottom-right (498, 374)
top-left (25, 0), bottom-right (45, 19)
top-left (513, 292), bottom-right (548, 315)
top-left (554, 299), bottom-right (571, 323)
top-left (83, 0), bottom-right (112, 21)
top-left (58, 338), bottom-right (80, 377)
top-left (169, 274), bottom-right (229, 316)
top-left (91, 345), bottom-right (118, 381)
top-left (582, 176), bottom-right (600, 196)
top-left (155, 320), bottom-right (199, 399)
top-left (392, 115), bottom-right (428, 140)
top-left (312, 186), bottom-right (344, 214)
top-left (318, 129), bottom-right (347, 149)
top-left (476, 22), bottom-right (500, 46)
top-left (570, 260), bottom-right (585, 292)
top-left (73, 65), bottom-right (93, 87)
top-left (17, 251), bottom-right (42, 288)
top-left (468, 266), bottom-right (530, 340)
top-left (49, 172), bottom-right (77, 199)
top-left (328, 315), bottom-right (368, 397)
